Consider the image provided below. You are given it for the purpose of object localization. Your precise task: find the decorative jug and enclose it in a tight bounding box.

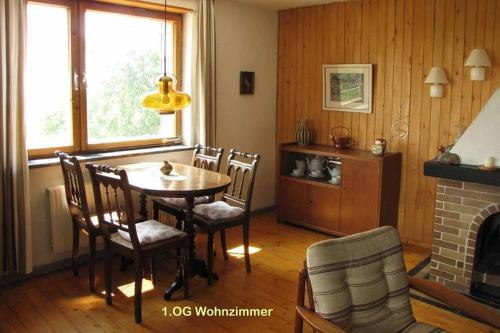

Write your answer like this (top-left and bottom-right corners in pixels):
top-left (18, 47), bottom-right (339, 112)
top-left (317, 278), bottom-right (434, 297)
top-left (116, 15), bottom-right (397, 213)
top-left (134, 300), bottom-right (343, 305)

top-left (306, 155), bottom-right (324, 173)
top-left (160, 161), bottom-right (173, 175)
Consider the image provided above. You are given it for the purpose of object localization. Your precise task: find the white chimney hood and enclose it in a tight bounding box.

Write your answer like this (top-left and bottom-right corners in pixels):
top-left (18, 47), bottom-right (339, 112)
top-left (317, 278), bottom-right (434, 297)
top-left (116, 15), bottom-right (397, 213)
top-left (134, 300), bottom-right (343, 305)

top-left (451, 88), bottom-right (500, 167)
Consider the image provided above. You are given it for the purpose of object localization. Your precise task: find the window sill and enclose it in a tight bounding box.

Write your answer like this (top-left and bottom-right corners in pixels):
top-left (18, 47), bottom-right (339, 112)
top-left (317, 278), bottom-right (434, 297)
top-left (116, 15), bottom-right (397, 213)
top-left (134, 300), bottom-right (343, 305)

top-left (28, 144), bottom-right (193, 169)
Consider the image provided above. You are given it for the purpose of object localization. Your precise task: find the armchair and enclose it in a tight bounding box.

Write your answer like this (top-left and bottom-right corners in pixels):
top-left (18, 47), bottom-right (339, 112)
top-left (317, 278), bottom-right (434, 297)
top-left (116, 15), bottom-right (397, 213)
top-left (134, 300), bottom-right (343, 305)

top-left (295, 226), bottom-right (500, 333)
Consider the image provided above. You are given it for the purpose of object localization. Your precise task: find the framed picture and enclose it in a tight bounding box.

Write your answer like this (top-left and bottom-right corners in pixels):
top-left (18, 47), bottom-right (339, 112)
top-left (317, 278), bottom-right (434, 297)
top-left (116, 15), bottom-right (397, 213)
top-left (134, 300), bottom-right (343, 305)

top-left (322, 64), bottom-right (373, 113)
top-left (240, 71), bottom-right (255, 95)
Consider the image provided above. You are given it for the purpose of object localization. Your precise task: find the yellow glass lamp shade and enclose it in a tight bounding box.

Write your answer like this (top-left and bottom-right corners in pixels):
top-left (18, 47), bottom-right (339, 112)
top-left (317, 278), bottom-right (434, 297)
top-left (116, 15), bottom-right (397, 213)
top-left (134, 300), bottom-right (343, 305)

top-left (141, 75), bottom-right (191, 114)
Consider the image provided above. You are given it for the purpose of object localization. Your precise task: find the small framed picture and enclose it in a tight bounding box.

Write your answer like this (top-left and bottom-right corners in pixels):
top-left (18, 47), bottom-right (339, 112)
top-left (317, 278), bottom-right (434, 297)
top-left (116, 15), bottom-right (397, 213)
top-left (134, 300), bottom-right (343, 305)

top-left (240, 71), bottom-right (255, 95)
top-left (322, 64), bottom-right (373, 113)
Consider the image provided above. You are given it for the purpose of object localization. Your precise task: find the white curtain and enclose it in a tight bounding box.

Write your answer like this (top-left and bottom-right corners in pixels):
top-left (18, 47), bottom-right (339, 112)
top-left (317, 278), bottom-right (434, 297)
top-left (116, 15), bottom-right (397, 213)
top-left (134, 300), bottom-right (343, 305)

top-left (184, 0), bottom-right (216, 146)
top-left (0, 0), bottom-right (32, 276)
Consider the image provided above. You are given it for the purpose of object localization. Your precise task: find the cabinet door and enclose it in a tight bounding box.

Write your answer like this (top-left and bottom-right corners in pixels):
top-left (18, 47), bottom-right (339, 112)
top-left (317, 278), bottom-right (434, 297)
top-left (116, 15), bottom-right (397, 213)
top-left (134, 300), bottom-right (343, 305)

top-left (309, 185), bottom-right (341, 232)
top-left (339, 159), bottom-right (381, 235)
top-left (279, 177), bottom-right (309, 223)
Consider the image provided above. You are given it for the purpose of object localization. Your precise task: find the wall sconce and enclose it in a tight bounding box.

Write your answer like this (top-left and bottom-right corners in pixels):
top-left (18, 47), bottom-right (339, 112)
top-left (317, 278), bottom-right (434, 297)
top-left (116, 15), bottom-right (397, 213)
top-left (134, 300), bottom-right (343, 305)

top-left (424, 67), bottom-right (448, 98)
top-left (464, 49), bottom-right (491, 81)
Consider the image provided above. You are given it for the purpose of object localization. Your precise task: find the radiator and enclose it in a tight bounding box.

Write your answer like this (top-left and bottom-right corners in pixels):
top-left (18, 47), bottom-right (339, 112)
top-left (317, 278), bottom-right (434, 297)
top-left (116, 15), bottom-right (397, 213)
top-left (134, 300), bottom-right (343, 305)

top-left (47, 185), bottom-right (73, 254)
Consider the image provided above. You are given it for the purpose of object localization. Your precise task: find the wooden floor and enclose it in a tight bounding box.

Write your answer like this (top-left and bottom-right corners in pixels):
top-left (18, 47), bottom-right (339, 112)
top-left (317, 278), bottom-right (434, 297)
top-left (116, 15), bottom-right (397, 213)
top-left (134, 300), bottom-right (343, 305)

top-left (0, 212), bottom-right (497, 333)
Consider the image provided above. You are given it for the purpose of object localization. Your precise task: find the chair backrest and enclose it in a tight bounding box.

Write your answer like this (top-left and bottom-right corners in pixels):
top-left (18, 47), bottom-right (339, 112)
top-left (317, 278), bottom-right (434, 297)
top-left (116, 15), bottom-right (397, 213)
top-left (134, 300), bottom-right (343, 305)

top-left (306, 226), bottom-right (415, 332)
top-left (86, 163), bottom-right (141, 248)
top-left (222, 149), bottom-right (260, 213)
top-left (191, 144), bottom-right (224, 172)
top-left (55, 151), bottom-right (93, 229)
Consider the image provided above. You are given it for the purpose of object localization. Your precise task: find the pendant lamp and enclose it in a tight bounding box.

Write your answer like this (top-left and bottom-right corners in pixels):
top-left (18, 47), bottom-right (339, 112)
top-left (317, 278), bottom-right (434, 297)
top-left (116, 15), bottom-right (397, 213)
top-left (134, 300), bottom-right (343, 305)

top-left (141, 0), bottom-right (191, 114)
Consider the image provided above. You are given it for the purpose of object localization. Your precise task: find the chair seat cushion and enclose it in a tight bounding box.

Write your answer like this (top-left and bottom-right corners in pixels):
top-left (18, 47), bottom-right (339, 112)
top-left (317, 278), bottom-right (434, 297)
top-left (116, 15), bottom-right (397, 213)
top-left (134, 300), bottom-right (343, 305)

top-left (193, 201), bottom-right (244, 220)
top-left (118, 220), bottom-right (185, 245)
top-left (159, 196), bottom-right (210, 209)
top-left (402, 322), bottom-right (448, 333)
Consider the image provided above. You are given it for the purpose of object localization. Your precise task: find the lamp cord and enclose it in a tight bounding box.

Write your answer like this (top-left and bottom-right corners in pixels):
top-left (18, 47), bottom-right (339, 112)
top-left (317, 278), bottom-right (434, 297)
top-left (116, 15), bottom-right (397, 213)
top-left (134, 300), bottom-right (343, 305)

top-left (163, 0), bottom-right (167, 76)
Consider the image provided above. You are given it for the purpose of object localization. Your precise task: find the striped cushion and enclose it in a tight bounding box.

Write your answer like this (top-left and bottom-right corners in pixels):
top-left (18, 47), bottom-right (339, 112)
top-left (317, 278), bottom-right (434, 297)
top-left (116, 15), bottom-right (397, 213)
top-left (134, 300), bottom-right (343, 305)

top-left (306, 226), bottom-right (419, 333)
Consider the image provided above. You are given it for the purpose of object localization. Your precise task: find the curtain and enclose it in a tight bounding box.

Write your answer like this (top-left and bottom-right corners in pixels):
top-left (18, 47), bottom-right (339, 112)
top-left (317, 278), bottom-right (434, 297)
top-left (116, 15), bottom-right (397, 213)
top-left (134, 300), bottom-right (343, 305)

top-left (194, 0), bottom-right (216, 146)
top-left (0, 0), bottom-right (32, 277)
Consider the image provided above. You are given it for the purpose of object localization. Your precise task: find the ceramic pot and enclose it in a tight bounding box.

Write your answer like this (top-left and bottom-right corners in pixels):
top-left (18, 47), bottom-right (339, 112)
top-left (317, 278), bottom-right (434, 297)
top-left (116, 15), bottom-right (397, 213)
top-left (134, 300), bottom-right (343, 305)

top-left (371, 138), bottom-right (387, 156)
top-left (295, 120), bottom-right (311, 146)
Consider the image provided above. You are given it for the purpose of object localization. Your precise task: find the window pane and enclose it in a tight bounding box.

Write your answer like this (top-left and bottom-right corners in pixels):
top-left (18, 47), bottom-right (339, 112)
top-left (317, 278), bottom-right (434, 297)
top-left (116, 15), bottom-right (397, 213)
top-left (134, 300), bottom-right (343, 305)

top-left (25, 3), bottom-right (73, 149)
top-left (85, 10), bottom-right (175, 144)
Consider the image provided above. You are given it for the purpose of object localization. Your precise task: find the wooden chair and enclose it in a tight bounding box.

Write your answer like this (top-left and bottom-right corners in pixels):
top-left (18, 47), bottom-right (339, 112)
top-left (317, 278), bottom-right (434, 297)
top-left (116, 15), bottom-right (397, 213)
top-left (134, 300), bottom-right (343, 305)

top-left (86, 163), bottom-right (190, 324)
top-left (295, 226), bottom-right (500, 333)
top-left (191, 149), bottom-right (260, 285)
top-left (153, 144), bottom-right (224, 229)
top-left (55, 151), bottom-right (101, 292)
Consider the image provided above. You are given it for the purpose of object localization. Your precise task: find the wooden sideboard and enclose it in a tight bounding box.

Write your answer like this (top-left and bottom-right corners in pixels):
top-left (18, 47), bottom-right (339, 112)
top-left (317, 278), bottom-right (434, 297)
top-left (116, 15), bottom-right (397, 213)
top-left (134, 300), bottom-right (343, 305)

top-left (278, 144), bottom-right (402, 236)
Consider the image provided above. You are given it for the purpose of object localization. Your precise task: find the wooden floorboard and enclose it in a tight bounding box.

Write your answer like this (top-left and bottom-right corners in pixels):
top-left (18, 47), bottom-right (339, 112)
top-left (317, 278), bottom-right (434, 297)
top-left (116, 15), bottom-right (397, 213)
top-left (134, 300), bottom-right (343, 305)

top-left (0, 212), bottom-right (497, 332)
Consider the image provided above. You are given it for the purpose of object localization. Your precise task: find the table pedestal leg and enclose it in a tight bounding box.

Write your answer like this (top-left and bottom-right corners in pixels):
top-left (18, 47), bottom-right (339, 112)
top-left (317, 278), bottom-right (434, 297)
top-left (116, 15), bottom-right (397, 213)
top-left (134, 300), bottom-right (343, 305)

top-left (164, 197), bottom-right (218, 300)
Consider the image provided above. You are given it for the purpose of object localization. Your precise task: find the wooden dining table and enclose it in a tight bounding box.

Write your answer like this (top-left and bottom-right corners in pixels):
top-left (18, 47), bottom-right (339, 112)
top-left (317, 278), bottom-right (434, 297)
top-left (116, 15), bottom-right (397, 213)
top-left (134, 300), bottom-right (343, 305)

top-left (119, 162), bottom-right (231, 299)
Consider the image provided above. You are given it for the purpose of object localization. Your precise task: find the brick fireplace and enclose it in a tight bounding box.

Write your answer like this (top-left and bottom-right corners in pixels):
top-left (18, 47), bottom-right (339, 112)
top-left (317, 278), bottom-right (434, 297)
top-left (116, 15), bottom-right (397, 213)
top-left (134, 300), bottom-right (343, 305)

top-left (424, 89), bottom-right (500, 303)
top-left (430, 178), bottom-right (500, 294)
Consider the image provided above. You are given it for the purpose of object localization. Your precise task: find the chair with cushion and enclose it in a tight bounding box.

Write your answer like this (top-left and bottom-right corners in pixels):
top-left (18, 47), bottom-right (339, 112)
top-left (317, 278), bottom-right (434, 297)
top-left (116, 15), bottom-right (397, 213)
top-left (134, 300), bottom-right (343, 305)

top-left (153, 144), bottom-right (224, 229)
top-left (192, 149), bottom-right (260, 285)
top-left (295, 226), bottom-right (500, 333)
top-left (56, 151), bottom-right (101, 292)
top-left (87, 163), bottom-right (190, 324)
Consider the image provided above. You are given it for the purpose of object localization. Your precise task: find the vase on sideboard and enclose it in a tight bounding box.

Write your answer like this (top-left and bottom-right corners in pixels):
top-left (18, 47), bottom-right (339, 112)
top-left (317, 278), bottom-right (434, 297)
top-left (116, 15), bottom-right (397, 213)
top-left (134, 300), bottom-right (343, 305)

top-left (295, 119), bottom-right (311, 146)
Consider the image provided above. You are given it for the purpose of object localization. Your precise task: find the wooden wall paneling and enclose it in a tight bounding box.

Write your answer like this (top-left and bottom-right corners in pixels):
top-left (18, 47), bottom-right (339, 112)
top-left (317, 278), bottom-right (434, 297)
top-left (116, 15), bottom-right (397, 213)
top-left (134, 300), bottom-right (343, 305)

top-left (389, 0), bottom-right (405, 154)
top-left (397, 0), bottom-right (414, 240)
top-left (335, 3), bottom-right (346, 143)
top-left (439, 0), bottom-right (455, 148)
top-left (320, 6), bottom-right (330, 146)
top-left (328, 5), bottom-right (339, 145)
top-left (493, 1), bottom-right (500, 90)
top-left (471, 0), bottom-right (486, 120)
top-left (449, 0), bottom-right (465, 142)
top-left (404, 0), bottom-right (425, 242)
top-left (279, 10), bottom-right (289, 144)
top-left (415, 0), bottom-right (435, 242)
top-left (308, 8), bottom-right (318, 143)
top-left (480, 0), bottom-right (495, 108)
top-left (358, 0), bottom-right (371, 150)
top-left (289, 10), bottom-right (298, 143)
top-left (314, 6), bottom-right (324, 144)
top-left (424, 0), bottom-right (445, 245)
top-left (277, 0), bottom-right (500, 246)
top-left (342, 2), bottom-right (355, 135)
top-left (383, 0), bottom-right (396, 150)
top-left (351, 1), bottom-right (362, 146)
top-left (374, 0), bottom-right (387, 142)
top-left (296, 9), bottom-right (304, 129)
top-left (281, 10), bottom-right (290, 143)
top-left (366, 0), bottom-right (378, 151)
top-left (461, 0), bottom-right (478, 128)
top-left (276, 12), bottom-right (285, 206)
top-left (302, 8), bottom-right (311, 131)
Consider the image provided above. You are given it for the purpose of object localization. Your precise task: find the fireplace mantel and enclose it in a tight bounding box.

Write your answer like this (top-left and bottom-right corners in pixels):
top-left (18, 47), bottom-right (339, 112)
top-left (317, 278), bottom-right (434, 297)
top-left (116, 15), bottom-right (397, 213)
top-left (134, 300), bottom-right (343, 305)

top-left (424, 161), bottom-right (500, 187)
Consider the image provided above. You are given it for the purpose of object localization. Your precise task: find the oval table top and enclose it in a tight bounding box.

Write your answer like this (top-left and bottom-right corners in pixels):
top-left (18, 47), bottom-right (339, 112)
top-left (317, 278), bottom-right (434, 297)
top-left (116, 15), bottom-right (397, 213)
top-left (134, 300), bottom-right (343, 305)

top-left (119, 162), bottom-right (231, 198)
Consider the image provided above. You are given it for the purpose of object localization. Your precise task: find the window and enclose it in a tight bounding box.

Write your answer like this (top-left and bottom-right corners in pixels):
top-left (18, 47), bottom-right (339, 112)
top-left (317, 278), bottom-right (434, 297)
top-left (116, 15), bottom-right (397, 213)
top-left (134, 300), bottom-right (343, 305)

top-left (25, 0), bottom-right (183, 157)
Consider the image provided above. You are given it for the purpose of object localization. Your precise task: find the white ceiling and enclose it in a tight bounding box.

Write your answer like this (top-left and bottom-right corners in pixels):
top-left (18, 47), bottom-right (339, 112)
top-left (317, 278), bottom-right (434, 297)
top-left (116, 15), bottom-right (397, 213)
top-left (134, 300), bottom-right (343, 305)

top-left (233, 0), bottom-right (347, 11)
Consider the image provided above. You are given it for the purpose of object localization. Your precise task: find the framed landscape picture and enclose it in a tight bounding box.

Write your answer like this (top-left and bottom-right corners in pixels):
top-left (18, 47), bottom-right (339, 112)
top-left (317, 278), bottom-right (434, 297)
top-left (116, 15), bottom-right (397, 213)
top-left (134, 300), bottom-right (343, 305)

top-left (322, 64), bottom-right (373, 113)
